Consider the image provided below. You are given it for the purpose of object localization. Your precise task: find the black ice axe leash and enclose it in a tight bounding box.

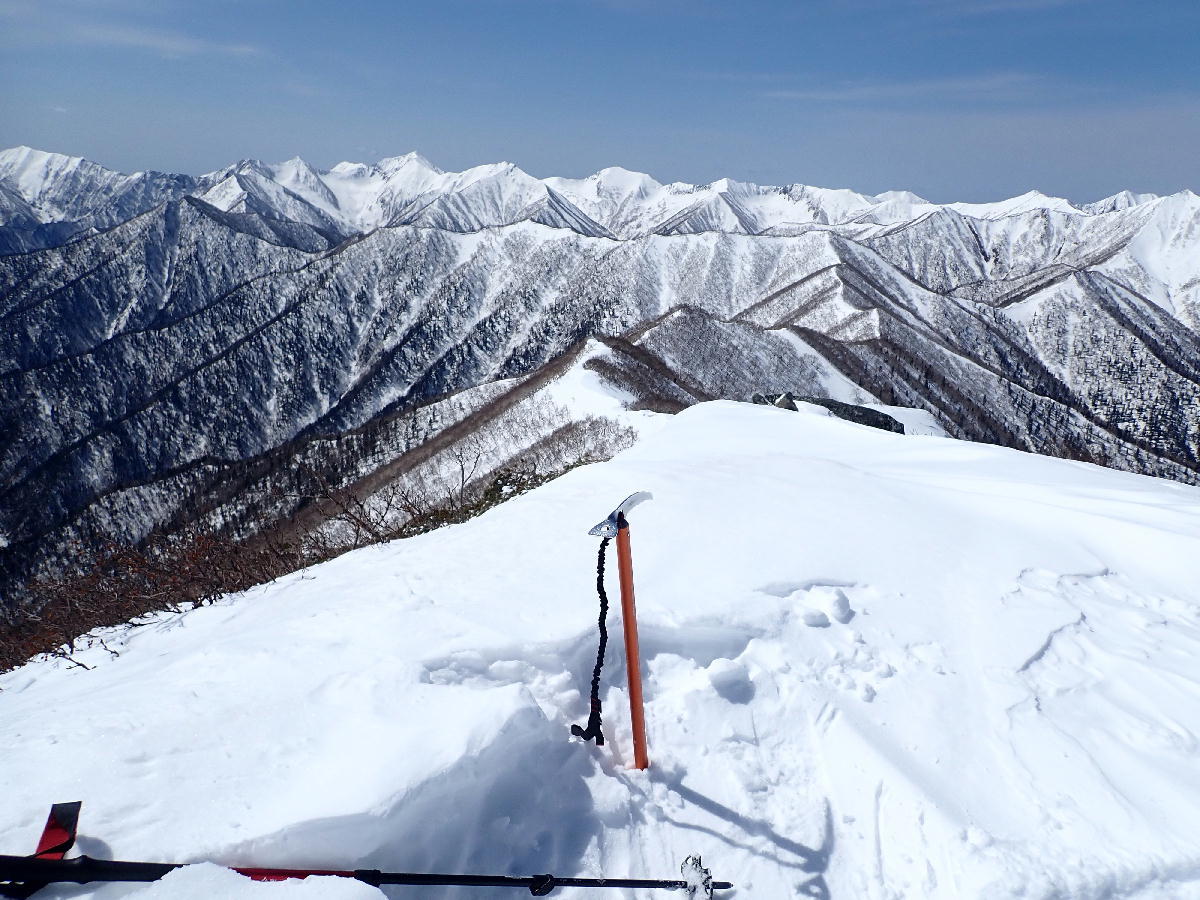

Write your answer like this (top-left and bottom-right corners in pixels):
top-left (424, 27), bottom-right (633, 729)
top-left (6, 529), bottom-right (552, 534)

top-left (3, 801), bottom-right (731, 896)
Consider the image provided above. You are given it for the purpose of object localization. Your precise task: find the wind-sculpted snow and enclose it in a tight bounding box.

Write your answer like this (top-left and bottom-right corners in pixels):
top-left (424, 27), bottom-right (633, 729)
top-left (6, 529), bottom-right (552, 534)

top-left (3, 403), bottom-right (1200, 899)
top-left (1, 146), bottom-right (1198, 602)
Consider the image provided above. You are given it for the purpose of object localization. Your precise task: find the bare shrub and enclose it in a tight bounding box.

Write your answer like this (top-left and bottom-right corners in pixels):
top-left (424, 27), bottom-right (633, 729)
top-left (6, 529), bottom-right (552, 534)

top-left (0, 403), bottom-right (638, 676)
top-left (299, 407), bottom-right (636, 557)
top-left (0, 530), bottom-right (304, 675)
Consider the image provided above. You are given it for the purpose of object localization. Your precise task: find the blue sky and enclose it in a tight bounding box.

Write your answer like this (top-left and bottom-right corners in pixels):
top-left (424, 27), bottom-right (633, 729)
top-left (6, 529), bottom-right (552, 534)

top-left (1, 0), bottom-right (1197, 201)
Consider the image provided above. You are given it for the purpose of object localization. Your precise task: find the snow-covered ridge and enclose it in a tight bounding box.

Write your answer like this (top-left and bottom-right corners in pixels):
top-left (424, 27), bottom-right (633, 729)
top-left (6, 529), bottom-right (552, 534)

top-left (3, 401), bottom-right (1199, 898)
top-left (1, 144), bottom-right (1187, 240)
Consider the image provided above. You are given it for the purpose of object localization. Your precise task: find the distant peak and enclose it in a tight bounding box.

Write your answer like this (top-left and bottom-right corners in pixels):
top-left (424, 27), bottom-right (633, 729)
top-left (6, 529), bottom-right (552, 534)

top-left (594, 165), bottom-right (651, 179)
top-left (873, 190), bottom-right (928, 205)
top-left (1082, 189), bottom-right (1160, 214)
top-left (376, 151), bottom-right (440, 174)
top-left (328, 160), bottom-right (371, 176)
top-left (269, 156), bottom-right (327, 179)
top-left (479, 160), bottom-right (519, 174)
top-left (1, 145), bottom-right (65, 159)
top-left (0, 145), bottom-right (88, 167)
top-left (455, 160), bottom-right (537, 185)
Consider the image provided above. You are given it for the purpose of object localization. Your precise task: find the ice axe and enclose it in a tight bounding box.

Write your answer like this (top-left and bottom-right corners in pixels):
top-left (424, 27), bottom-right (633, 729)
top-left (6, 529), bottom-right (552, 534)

top-left (573, 492), bottom-right (652, 770)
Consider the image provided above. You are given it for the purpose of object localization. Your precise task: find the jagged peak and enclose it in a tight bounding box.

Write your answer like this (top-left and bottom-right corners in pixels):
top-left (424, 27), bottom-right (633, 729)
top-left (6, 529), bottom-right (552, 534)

top-left (201, 158), bottom-right (267, 182)
top-left (232, 158), bottom-right (272, 176)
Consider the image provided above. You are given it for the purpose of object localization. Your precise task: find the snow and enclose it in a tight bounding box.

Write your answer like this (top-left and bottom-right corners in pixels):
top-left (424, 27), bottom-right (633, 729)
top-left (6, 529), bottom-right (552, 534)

top-left (198, 174), bottom-right (249, 211)
top-left (949, 190), bottom-right (1081, 220)
top-left (90, 864), bottom-right (385, 898)
top-left (1083, 191), bottom-right (1160, 215)
top-left (861, 403), bottom-right (948, 437)
top-left (0, 147), bottom-right (120, 222)
top-left (542, 340), bottom-right (657, 423)
top-left (4, 401), bottom-right (1200, 899)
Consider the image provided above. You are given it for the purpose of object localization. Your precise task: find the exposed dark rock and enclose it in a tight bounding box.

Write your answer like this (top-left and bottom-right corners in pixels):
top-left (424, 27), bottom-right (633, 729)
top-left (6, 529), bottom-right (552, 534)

top-left (795, 396), bottom-right (904, 434)
top-left (749, 391), bottom-right (904, 433)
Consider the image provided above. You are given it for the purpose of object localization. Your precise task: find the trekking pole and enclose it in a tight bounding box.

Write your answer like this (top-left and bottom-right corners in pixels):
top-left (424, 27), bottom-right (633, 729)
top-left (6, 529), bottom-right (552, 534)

top-left (582, 492), bottom-right (652, 770)
top-left (0, 852), bottom-right (730, 897)
top-left (4, 803), bottom-right (731, 898)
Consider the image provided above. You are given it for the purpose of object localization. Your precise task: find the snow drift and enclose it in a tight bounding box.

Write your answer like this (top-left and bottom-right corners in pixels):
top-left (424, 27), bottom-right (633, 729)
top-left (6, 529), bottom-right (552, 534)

top-left (2, 400), bottom-right (1200, 898)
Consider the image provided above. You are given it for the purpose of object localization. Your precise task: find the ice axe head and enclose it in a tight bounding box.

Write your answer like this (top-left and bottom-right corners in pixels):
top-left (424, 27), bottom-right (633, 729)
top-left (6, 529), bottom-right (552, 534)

top-left (588, 492), bottom-right (653, 537)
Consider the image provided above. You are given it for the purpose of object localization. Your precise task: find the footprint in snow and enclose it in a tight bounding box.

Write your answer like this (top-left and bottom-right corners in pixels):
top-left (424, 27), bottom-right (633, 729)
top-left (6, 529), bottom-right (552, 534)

top-left (758, 580), bottom-right (854, 624)
top-left (761, 582), bottom-right (857, 627)
top-left (706, 657), bottom-right (756, 704)
top-left (801, 608), bottom-right (831, 628)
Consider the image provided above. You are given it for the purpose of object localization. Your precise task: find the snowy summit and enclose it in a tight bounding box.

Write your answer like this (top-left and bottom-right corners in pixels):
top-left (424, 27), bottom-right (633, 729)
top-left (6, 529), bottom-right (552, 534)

top-left (3, 400), bottom-right (1199, 898)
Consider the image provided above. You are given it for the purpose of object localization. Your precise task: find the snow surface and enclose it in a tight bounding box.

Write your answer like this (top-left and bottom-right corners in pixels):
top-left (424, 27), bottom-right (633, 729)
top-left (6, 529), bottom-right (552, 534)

top-left (91, 864), bottom-right (386, 898)
top-left (3, 402), bottom-right (1200, 899)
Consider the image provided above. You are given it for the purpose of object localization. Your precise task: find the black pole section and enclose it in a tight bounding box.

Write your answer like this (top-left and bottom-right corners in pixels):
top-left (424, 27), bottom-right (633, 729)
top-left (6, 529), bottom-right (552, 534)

top-left (0, 855), bottom-right (733, 895)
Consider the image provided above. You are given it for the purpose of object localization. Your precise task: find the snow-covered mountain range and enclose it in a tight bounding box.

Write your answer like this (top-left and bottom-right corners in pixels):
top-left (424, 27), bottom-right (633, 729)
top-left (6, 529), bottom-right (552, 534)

top-left (0, 144), bottom-right (1192, 245)
top-left (1, 146), bottom-right (1198, 601)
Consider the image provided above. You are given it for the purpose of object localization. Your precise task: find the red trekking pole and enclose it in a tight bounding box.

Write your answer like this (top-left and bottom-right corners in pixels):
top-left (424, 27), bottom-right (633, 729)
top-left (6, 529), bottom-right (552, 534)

top-left (1, 802), bottom-right (732, 896)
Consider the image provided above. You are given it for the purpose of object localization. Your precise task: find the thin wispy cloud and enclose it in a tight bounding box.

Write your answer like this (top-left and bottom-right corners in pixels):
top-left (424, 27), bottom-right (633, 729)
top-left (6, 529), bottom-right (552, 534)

top-left (66, 23), bottom-right (259, 57)
top-left (0, 0), bottom-right (261, 58)
top-left (765, 72), bottom-right (1043, 103)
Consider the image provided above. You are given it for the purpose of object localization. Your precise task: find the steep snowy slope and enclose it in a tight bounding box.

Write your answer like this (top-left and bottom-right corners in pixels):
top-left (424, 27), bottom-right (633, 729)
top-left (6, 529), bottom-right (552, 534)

top-left (2, 401), bottom-right (1199, 899)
